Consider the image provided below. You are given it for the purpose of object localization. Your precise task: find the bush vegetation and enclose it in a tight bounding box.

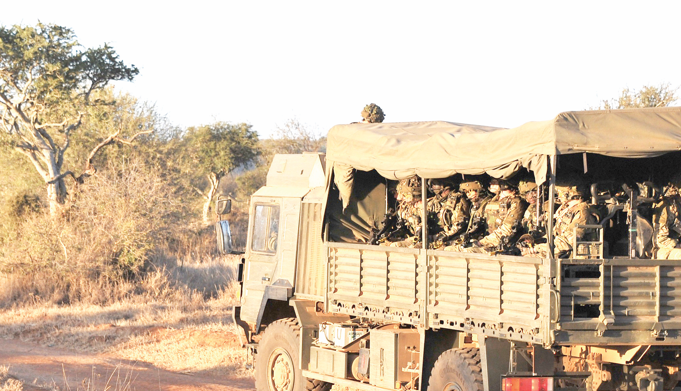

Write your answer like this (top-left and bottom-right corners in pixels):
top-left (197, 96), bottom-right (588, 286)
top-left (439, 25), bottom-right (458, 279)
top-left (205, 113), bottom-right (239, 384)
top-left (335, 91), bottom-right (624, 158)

top-left (0, 100), bottom-right (324, 310)
top-left (0, 157), bottom-right (191, 306)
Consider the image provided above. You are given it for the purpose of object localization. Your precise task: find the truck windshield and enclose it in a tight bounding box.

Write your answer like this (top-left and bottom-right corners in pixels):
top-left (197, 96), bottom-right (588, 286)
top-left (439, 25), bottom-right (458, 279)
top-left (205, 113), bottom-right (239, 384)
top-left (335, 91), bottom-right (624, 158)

top-left (252, 204), bottom-right (280, 253)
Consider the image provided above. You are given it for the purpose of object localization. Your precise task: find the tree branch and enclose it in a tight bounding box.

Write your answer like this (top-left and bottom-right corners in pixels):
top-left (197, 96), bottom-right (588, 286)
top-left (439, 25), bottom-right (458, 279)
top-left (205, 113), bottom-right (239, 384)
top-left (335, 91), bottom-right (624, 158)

top-left (82, 127), bottom-right (154, 175)
top-left (14, 145), bottom-right (50, 181)
top-left (114, 128), bottom-right (154, 145)
top-left (192, 185), bottom-right (208, 199)
top-left (47, 171), bottom-right (77, 184)
top-left (36, 119), bottom-right (69, 130)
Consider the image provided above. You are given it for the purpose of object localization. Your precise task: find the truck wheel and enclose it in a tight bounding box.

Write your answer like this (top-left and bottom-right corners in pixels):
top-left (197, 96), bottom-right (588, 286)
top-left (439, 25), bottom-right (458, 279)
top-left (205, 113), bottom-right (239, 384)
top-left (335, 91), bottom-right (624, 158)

top-left (255, 318), bottom-right (331, 391)
top-left (427, 348), bottom-right (483, 391)
top-left (306, 378), bottom-right (331, 391)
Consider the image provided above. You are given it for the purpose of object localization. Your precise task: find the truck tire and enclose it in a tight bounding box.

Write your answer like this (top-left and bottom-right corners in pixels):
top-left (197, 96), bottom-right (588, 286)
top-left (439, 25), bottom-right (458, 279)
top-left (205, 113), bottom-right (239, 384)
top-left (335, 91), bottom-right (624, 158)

top-left (427, 348), bottom-right (483, 391)
top-left (255, 318), bottom-right (331, 391)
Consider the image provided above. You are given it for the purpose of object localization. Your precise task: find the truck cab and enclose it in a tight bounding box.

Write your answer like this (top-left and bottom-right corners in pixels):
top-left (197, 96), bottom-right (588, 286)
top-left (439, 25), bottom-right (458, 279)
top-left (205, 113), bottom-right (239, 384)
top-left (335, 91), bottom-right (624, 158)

top-left (234, 152), bottom-right (328, 340)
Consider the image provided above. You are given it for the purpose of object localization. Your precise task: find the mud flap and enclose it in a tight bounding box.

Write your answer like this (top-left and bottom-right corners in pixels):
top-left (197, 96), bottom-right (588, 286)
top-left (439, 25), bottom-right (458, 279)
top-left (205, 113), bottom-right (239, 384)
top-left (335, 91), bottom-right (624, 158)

top-left (232, 305), bottom-right (251, 347)
top-left (479, 336), bottom-right (511, 391)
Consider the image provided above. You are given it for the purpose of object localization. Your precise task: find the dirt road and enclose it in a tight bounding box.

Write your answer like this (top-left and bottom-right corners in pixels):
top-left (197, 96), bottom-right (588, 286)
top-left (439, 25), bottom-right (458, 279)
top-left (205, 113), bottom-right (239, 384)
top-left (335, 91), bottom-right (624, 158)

top-left (0, 338), bottom-right (255, 391)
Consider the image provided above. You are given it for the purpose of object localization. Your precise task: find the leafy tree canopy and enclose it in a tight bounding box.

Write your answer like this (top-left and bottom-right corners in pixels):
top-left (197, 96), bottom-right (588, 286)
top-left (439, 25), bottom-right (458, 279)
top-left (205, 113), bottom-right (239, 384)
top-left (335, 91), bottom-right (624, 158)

top-left (184, 122), bottom-right (260, 178)
top-left (0, 23), bottom-right (142, 215)
top-left (595, 83), bottom-right (679, 109)
top-left (183, 122), bottom-right (260, 224)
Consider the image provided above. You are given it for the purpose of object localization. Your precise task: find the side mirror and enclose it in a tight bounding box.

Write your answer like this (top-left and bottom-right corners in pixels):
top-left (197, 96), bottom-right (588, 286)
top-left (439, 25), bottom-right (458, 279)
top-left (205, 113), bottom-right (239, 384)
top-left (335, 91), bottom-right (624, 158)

top-left (216, 220), bottom-right (233, 254)
top-left (216, 195), bottom-right (232, 215)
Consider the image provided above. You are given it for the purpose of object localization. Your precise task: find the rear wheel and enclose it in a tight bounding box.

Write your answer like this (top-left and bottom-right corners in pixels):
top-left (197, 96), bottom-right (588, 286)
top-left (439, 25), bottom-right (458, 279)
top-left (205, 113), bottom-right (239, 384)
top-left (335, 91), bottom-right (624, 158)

top-left (427, 348), bottom-right (483, 391)
top-left (255, 318), bottom-right (331, 391)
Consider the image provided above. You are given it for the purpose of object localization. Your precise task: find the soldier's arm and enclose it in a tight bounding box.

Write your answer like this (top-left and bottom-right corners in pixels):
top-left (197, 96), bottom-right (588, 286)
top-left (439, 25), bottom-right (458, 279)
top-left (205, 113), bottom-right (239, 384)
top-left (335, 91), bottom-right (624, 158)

top-left (657, 205), bottom-right (679, 248)
top-left (670, 204), bottom-right (681, 237)
top-left (555, 210), bottom-right (581, 253)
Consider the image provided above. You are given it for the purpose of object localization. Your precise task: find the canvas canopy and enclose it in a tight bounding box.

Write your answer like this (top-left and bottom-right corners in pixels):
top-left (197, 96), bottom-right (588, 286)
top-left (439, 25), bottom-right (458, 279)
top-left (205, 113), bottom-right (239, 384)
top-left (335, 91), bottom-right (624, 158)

top-left (327, 107), bottom-right (681, 187)
top-left (324, 107), bottom-right (681, 242)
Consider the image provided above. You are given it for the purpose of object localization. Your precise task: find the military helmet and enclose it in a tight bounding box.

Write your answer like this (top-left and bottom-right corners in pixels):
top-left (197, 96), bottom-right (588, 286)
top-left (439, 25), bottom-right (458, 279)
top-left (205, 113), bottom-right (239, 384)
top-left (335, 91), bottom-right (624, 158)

top-left (636, 182), bottom-right (660, 199)
top-left (664, 183), bottom-right (679, 198)
top-left (428, 178), bottom-right (453, 194)
top-left (361, 103), bottom-right (385, 123)
top-left (518, 180), bottom-right (538, 195)
top-left (460, 180), bottom-right (483, 192)
top-left (496, 179), bottom-right (517, 191)
top-left (396, 176), bottom-right (421, 199)
top-left (563, 184), bottom-right (589, 200)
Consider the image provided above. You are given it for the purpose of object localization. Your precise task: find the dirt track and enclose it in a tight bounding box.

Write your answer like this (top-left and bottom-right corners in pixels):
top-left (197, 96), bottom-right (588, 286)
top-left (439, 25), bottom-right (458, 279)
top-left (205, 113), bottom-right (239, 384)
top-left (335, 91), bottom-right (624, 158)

top-left (0, 338), bottom-right (255, 391)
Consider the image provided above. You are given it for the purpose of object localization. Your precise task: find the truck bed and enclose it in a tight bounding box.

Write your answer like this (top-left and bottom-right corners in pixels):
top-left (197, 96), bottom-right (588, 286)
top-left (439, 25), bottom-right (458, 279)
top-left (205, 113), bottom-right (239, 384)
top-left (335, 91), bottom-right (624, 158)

top-left (326, 243), bottom-right (681, 347)
top-left (326, 243), bottom-right (549, 345)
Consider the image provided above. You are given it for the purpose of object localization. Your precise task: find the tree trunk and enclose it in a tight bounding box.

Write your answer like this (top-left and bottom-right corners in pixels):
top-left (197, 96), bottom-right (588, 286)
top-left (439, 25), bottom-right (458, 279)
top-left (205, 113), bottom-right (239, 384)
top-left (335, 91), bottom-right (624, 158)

top-left (46, 176), bottom-right (67, 218)
top-left (202, 173), bottom-right (220, 225)
top-left (44, 150), bottom-right (68, 217)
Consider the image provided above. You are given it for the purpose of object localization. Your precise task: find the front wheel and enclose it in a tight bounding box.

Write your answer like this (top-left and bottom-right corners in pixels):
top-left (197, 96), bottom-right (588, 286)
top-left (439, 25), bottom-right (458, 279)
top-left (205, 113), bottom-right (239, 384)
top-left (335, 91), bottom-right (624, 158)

top-left (255, 318), bottom-right (331, 391)
top-left (427, 348), bottom-right (483, 391)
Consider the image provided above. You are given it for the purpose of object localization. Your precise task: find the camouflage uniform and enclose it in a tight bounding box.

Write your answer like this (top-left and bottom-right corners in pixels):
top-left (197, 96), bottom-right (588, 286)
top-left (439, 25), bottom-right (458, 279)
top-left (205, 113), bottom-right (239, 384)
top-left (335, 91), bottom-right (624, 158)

top-left (527, 187), bottom-right (596, 258)
top-left (388, 177), bottom-right (423, 248)
top-left (552, 201), bottom-right (597, 255)
top-left (477, 192), bottom-right (527, 250)
top-left (428, 186), bottom-right (471, 248)
top-left (443, 181), bottom-right (491, 251)
top-left (653, 188), bottom-right (681, 259)
top-left (462, 181), bottom-right (491, 240)
top-left (519, 181), bottom-right (540, 235)
top-left (523, 203), bottom-right (539, 233)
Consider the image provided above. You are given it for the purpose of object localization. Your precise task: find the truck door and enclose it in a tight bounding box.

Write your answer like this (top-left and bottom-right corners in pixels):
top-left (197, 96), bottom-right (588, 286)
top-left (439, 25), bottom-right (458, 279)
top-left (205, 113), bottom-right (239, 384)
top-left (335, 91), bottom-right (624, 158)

top-left (240, 198), bottom-right (282, 324)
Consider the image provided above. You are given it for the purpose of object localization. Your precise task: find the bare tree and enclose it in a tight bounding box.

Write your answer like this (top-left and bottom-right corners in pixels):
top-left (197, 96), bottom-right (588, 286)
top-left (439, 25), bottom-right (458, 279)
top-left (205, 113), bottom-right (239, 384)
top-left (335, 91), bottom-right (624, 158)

top-left (272, 118), bottom-right (326, 154)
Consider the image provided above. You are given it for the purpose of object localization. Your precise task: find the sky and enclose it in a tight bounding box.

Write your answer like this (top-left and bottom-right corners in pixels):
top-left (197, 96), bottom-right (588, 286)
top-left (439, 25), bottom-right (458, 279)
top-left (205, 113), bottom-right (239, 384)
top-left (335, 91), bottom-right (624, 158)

top-left (3, 1), bottom-right (681, 139)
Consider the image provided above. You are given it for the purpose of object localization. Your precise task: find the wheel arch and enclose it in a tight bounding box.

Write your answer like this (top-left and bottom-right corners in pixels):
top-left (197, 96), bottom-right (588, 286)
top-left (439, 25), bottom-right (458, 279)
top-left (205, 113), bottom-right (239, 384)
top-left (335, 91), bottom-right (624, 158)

top-left (256, 280), bottom-right (296, 334)
top-left (420, 328), bottom-right (464, 391)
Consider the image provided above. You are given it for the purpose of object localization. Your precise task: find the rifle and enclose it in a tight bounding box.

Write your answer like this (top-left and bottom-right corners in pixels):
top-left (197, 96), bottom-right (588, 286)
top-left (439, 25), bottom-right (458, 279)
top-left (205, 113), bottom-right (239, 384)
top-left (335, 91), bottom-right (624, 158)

top-left (454, 214), bottom-right (484, 246)
top-left (370, 209), bottom-right (403, 245)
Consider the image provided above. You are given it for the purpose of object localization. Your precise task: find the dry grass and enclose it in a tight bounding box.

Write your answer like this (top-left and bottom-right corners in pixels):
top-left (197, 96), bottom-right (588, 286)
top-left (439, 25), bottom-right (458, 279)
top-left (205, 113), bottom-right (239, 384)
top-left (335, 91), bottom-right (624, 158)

top-left (0, 366), bottom-right (24, 391)
top-left (0, 255), bottom-right (253, 380)
top-left (59, 364), bottom-right (136, 391)
top-left (0, 157), bottom-right (254, 384)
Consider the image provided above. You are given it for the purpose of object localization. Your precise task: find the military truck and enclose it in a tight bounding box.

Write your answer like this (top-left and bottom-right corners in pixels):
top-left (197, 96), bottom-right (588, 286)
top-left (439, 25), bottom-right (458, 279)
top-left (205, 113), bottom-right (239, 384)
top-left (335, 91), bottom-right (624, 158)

top-left (229, 107), bottom-right (681, 391)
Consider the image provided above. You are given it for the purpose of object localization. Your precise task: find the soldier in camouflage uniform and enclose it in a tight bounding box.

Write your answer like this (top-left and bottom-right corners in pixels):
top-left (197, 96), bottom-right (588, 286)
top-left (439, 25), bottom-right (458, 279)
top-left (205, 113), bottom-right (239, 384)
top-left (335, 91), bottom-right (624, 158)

top-left (387, 176), bottom-right (423, 248)
top-left (520, 181), bottom-right (539, 233)
top-left (488, 178), bottom-right (501, 196)
top-left (443, 180), bottom-right (491, 251)
top-left (360, 103), bottom-right (385, 123)
top-left (523, 184), bottom-right (596, 258)
top-left (653, 184), bottom-right (681, 259)
top-left (472, 180), bottom-right (527, 252)
top-left (519, 180), bottom-right (554, 240)
top-left (427, 179), bottom-right (471, 249)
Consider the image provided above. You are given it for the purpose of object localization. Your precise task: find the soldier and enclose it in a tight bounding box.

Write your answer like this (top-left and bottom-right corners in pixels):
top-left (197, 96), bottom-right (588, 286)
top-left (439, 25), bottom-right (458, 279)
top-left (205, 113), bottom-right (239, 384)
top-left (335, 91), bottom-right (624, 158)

top-left (523, 184), bottom-right (596, 258)
top-left (488, 178), bottom-right (501, 196)
top-left (444, 180), bottom-right (491, 251)
top-left (386, 176), bottom-right (423, 248)
top-left (519, 180), bottom-right (549, 238)
top-left (472, 180), bottom-right (527, 252)
top-left (428, 179), bottom-right (471, 249)
top-left (360, 103), bottom-right (385, 123)
top-left (652, 184), bottom-right (681, 259)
